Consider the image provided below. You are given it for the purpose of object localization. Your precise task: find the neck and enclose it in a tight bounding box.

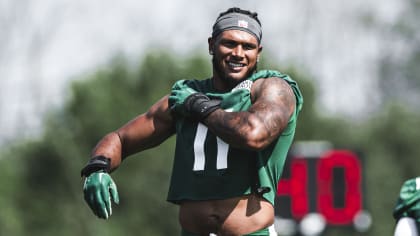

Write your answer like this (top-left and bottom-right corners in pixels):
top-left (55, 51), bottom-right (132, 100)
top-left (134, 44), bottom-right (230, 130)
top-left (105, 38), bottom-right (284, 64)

top-left (211, 77), bottom-right (232, 92)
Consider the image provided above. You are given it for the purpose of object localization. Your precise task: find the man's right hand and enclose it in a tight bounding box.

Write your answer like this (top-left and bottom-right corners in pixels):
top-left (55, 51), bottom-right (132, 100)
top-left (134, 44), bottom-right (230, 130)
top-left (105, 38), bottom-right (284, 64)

top-left (83, 171), bottom-right (119, 219)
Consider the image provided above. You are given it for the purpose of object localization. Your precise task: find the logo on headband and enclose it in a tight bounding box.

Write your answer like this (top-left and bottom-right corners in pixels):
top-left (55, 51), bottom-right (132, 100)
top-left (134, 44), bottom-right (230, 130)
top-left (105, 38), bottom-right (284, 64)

top-left (238, 20), bottom-right (249, 28)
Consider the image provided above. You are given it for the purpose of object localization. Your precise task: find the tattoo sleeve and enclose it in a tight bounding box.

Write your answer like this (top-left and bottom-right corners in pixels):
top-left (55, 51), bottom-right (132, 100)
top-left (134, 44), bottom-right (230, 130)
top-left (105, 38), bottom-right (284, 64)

top-left (203, 78), bottom-right (296, 150)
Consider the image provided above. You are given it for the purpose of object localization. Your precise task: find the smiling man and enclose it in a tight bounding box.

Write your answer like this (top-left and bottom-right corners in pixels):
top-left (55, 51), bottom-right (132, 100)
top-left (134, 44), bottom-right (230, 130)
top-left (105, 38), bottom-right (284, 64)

top-left (81, 7), bottom-right (303, 236)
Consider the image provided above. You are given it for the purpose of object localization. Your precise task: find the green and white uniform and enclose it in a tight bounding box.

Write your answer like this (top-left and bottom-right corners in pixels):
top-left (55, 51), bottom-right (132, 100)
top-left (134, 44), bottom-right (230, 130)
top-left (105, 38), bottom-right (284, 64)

top-left (393, 177), bottom-right (420, 230)
top-left (167, 70), bottom-right (303, 206)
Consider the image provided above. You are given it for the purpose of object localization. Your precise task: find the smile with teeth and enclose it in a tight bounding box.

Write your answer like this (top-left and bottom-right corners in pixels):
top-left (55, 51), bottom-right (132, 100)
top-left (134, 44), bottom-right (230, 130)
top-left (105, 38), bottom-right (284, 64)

top-left (228, 61), bottom-right (246, 68)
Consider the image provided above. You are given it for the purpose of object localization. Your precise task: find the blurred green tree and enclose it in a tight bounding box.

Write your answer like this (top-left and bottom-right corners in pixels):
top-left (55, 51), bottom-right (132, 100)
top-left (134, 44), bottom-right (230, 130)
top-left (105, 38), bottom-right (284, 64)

top-left (369, 1), bottom-right (420, 234)
top-left (378, 0), bottom-right (420, 110)
top-left (0, 48), bottom-right (418, 236)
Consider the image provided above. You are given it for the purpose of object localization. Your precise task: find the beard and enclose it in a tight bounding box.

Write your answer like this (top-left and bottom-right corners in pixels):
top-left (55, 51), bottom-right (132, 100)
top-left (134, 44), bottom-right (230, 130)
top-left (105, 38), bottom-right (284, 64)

top-left (212, 56), bottom-right (258, 88)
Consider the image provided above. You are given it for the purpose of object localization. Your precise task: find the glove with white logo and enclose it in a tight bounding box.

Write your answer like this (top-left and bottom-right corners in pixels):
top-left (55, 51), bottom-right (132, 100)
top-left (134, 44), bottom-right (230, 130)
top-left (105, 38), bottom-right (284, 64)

top-left (81, 156), bottom-right (119, 219)
top-left (83, 171), bottom-right (119, 219)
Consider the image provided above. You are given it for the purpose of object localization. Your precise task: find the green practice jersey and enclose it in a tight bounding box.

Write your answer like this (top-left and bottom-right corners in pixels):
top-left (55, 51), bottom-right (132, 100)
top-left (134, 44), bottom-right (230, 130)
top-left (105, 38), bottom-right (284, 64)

top-left (167, 70), bottom-right (303, 205)
top-left (393, 177), bottom-right (420, 229)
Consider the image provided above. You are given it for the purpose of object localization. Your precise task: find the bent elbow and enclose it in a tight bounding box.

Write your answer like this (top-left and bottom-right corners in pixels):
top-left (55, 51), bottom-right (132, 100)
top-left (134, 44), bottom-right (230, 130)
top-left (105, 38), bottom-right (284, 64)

top-left (245, 142), bottom-right (268, 151)
top-left (242, 129), bottom-right (273, 151)
top-left (245, 140), bottom-right (271, 151)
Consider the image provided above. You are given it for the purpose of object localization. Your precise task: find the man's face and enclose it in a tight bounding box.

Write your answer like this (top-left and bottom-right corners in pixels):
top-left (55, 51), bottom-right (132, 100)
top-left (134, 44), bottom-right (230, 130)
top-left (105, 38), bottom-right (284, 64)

top-left (210, 30), bottom-right (262, 89)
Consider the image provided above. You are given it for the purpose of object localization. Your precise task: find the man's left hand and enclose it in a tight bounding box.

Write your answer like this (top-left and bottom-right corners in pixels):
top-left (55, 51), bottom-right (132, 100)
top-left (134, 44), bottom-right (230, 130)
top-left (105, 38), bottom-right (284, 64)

top-left (183, 93), bottom-right (221, 120)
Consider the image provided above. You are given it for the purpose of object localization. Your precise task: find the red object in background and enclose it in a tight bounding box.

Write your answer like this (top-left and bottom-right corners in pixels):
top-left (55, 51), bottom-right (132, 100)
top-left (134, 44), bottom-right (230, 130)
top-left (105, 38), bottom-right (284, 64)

top-left (317, 150), bottom-right (362, 225)
top-left (277, 158), bottom-right (309, 219)
top-left (277, 149), bottom-right (363, 226)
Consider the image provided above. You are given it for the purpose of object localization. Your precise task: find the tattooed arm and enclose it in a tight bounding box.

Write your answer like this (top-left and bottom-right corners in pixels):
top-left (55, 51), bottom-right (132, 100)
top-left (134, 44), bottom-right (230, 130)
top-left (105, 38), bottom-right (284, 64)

top-left (203, 77), bottom-right (296, 150)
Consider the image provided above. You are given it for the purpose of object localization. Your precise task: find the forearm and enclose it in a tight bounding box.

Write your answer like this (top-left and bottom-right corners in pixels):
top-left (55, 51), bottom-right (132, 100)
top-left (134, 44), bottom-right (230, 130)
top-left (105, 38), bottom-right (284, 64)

top-left (203, 109), bottom-right (274, 150)
top-left (89, 96), bottom-right (175, 172)
top-left (91, 132), bottom-right (123, 172)
top-left (203, 78), bottom-right (296, 150)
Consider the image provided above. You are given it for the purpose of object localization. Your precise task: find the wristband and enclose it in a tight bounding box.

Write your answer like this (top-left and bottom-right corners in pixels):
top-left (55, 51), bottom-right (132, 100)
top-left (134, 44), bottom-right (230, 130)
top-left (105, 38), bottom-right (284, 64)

top-left (184, 93), bottom-right (221, 120)
top-left (81, 155), bottom-right (111, 177)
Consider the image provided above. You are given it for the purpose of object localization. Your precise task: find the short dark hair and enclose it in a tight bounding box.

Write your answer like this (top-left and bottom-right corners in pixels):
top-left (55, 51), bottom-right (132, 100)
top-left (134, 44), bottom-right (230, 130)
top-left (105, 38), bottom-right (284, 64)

top-left (217, 7), bottom-right (261, 26)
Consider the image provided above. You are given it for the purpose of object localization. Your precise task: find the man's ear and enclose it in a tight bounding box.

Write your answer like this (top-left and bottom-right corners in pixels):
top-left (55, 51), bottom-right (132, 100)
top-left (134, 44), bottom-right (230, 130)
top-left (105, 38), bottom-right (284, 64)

top-left (257, 45), bottom-right (263, 61)
top-left (208, 37), bottom-right (214, 55)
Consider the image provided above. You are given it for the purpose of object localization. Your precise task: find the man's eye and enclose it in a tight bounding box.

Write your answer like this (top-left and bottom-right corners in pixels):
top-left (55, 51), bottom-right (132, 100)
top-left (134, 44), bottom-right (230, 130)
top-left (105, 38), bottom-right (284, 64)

top-left (244, 44), bottom-right (256, 50)
top-left (223, 42), bottom-right (236, 48)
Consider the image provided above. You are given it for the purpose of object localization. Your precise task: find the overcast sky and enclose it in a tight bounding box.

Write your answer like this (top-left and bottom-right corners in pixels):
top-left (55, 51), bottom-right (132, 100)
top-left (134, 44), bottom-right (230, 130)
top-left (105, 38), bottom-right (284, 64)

top-left (0, 0), bottom-right (404, 144)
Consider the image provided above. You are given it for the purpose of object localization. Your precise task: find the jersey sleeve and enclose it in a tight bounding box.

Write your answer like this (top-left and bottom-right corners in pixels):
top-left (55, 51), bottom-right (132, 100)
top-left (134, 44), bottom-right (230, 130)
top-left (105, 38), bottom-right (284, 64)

top-left (393, 177), bottom-right (420, 221)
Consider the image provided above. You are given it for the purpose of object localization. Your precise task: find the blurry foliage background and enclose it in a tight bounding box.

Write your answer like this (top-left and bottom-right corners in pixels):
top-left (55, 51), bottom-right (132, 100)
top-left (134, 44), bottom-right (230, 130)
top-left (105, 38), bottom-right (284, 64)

top-left (0, 49), bottom-right (419, 236)
top-left (1, 1), bottom-right (420, 235)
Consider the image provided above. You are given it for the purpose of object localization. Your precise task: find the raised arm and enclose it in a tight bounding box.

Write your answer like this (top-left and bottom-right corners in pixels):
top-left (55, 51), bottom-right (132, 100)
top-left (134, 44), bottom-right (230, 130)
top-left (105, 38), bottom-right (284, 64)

top-left (204, 78), bottom-right (296, 150)
top-left (91, 95), bottom-right (175, 171)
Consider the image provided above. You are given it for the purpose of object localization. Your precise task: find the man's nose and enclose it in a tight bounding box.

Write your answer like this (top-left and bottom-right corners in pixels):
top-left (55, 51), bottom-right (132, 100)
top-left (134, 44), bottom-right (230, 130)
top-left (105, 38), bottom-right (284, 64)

top-left (231, 45), bottom-right (244, 58)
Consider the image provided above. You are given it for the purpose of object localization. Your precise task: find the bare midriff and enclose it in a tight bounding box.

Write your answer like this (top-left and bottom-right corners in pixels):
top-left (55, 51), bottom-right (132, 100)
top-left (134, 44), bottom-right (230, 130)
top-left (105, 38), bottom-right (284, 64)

top-left (179, 194), bottom-right (274, 236)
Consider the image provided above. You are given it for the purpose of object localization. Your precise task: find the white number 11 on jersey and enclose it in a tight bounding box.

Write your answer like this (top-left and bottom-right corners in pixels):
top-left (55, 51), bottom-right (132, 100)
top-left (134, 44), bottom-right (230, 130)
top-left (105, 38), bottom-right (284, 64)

top-left (193, 123), bottom-right (229, 171)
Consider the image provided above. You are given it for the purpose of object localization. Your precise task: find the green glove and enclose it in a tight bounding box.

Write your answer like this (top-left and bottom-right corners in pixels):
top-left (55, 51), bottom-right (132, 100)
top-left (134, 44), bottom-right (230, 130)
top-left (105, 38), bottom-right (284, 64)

top-left (83, 171), bottom-right (119, 219)
top-left (169, 86), bottom-right (198, 117)
top-left (183, 93), bottom-right (221, 120)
